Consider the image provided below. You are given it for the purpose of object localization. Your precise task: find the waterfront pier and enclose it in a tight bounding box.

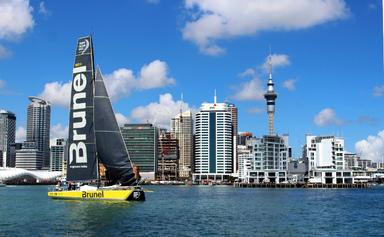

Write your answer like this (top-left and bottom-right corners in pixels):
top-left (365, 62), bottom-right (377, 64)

top-left (233, 182), bottom-right (369, 189)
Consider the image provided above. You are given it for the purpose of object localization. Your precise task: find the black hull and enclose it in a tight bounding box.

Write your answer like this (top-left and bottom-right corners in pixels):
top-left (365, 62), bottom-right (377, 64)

top-left (127, 187), bottom-right (146, 201)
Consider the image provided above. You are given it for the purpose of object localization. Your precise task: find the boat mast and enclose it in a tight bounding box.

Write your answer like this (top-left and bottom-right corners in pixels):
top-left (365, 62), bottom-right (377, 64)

top-left (158, 127), bottom-right (165, 181)
top-left (89, 35), bottom-right (100, 187)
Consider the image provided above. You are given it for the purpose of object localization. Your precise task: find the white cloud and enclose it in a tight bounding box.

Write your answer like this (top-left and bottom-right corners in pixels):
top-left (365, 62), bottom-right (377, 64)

top-left (248, 107), bottom-right (263, 114)
top-left (232, 78), bottom-right (265, 101)
top-left (104, 60), bottom-right (174, 100)
top-left (115, 113), bottom-right (130, 126)
top-left (373, 85), bottom-right (384, 97)
top-left (39, 60), bottom-right (175, 107)
top-left (282, 79), bottom-right (296, 91)
top-left (200, 44), bottom-right (225, 56)
top-left (38, 81), bottom-right (71, 107)
top-left (137, 60), bottom-right (175, 89)
top-left (239, 68), bottom-right (256, 78)
top-left (0, 0), bottom-right (34, 40)
top-left (357, 115), bottom-right (378, 126)
top-left (0, 80), bottom-right (6, 89)
top-left (355, 130), bottom-right (384, 163)
top-left (50, 123), bottom-right (68, 139)
top-left (314, 108), bottom-right (344, 126)
top-left (38, 1), bottom-right (50, 16)
top-left (182, 0), bottom-right (348, 55)
top-left (131, 93), bottom-right (195, 128)
top-left (104, 68), bottom-right (136, 101)
top-left (262, 54), bottom-right (291, 72)
top-left (147, 0), bottom-right (160, 4)
top-left (0, 45), bottom-right (11, 59)
top-left (234, 53), bottom-right (291, 100)
top-left (16, 126), bottom-right (26, 142)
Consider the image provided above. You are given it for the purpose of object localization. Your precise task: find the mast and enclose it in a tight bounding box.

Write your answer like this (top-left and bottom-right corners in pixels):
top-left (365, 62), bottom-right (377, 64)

top-left (160, 128), bottom-right (165, 181)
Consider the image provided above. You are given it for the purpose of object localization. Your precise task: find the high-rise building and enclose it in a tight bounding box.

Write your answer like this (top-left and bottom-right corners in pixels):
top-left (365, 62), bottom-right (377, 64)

top-left (226, 103), bottom-right (238, 138)
top-left (193, 95), bottom-right (233, 182)
top-left (244, 135), bottom-right (290, 183)
top-left (15, 141), bottom-right (43, 170)
top-left (264, 55), bottom-right (277, 136)
top-left (26, 97), bottom-right (51, 169)
top-left (304, 135), bottom-right (345, 171)
top-left (171, 110), bottom-right (193, 179)
top-left (120, 123), bottom-right (158, 180)
top-left (50, 138), bottom-right (67, 172)
top-left (0, 110), bottom-right (16, 167)
top-left (226, 103), bottom-right (239, 175)
top-left (157, 131), bottom-right (179, 181)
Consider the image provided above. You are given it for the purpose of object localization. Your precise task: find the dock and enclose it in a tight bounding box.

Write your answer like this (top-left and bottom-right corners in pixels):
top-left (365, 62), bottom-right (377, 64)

top-left (233, 182), bottom-right (370, 189)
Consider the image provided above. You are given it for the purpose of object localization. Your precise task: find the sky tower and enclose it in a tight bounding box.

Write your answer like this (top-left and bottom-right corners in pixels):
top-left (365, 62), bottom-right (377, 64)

top-left (264, 55), bottom-right (277, 135)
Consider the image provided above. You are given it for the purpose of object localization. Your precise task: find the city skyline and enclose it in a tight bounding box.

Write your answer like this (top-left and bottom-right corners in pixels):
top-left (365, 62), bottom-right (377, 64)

top-left (0, 0), bottom-right (383, 161)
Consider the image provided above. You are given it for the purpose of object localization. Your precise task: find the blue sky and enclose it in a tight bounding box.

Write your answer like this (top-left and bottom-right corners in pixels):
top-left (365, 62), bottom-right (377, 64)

top-left (0, 0), bottom-right (383, 160)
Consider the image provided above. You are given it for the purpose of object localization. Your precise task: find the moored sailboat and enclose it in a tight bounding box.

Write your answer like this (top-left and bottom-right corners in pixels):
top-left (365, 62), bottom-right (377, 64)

top-left (48, 36), bottom-right (145, 201)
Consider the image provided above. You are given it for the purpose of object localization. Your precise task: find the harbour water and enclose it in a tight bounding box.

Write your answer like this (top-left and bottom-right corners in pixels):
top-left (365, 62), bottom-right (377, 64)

top-left (1, 185), bottom-right (384, 236)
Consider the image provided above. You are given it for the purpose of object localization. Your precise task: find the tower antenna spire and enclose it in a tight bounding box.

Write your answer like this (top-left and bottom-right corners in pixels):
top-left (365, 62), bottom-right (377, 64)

top-left (214, 89), bottom-right (217, 104)
top-left (268, 45), bottom-right (273, 79)
top-left (180, 93), bottom-right (184, 114)
top-left (180, 93), bottom-right (184, 122)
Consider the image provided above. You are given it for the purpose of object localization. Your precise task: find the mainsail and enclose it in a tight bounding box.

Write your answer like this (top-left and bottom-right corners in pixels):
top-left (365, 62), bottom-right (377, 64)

top-left (94, 68), bottom-right (135, 185)
top-left (67, 36), bottom-right (98, 181)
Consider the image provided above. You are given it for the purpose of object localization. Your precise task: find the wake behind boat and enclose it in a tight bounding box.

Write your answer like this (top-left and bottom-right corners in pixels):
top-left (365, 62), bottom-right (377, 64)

top-left (48, 36), bottom-right (145, 201)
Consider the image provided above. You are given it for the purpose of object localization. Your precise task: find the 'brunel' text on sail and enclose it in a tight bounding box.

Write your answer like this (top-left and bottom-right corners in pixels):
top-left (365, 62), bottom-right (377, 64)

top-left (69, 65), bottom-right (88, 164)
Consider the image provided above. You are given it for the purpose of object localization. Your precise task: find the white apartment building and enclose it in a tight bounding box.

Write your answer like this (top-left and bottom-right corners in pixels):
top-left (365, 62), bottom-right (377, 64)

top-left (304, 135), bottom-right (354, 184)
top-left (304, 135), bottom-right (345, 171)
top-left (243, 135), bottom-right (290, 183)
top-left (193, 96), bottom-right (233, 182)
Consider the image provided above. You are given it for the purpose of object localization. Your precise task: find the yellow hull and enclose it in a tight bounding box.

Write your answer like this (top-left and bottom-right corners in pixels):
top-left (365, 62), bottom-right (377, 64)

top-left (48, 188), bottom-right (145, 201)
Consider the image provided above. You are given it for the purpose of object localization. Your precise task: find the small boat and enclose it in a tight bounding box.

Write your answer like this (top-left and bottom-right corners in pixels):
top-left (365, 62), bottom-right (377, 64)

top-left (0, 182), bottom-right (6, 187)
top-left (48, 36), bottom-right (144, 201)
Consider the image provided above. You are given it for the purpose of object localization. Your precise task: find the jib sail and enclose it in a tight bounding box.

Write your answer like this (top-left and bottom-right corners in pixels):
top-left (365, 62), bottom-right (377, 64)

top-left (94, 67), bottom-right (135, 185)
